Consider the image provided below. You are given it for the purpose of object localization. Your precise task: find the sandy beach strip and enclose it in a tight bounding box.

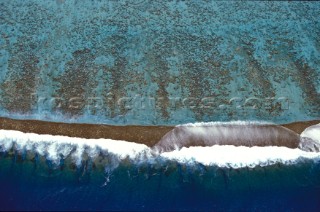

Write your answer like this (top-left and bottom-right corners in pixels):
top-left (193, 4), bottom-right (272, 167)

top-left (0, 117), bottom-right (318, 147)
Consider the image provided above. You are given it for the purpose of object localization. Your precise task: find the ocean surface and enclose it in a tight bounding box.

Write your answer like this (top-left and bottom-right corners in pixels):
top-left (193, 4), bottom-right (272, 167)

top-left (1, 0), bottom-right (320, 211)
top-left (0, 122), bottom-right (320, 211)
top-left (1, 0), bottom-right (320, 125)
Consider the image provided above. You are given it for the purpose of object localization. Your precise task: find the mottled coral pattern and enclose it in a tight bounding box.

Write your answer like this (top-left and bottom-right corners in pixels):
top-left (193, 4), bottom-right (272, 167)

top-left (0, 0), bottom-right (319, 125)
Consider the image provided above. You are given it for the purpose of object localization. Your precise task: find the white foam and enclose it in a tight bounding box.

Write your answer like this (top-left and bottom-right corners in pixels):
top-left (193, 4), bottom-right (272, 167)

top-left (178, 120), bottom-right (274, 127)
top-left (161, 145), bottom-right (320, 168)
top-left (1, 129), bottom-right (320, 169)
top-left (301, 123), bottom-right (320, 142)
top-left (0, 130), bottom-right (151, 166)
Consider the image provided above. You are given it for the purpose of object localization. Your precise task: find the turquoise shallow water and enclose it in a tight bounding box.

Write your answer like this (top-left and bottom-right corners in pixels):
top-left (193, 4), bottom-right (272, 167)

top-left (1, 0), bottom-right (320, 210)
top-left (1, 0), bottom-right (319, 125)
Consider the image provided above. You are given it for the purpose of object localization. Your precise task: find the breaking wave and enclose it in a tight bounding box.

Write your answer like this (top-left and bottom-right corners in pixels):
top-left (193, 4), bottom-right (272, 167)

top-left (1, 121), bottom-right (320, 210)
top-left (154, 121), bottom-right (302, 152)
top-left (1, 121), bottom-right (320, 170)
top-left (301, 123), bottom-right (320, 142)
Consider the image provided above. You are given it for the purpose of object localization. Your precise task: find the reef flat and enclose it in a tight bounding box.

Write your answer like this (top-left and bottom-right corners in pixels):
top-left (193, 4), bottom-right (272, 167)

top-left (0, 0), bottom-right (319, 125)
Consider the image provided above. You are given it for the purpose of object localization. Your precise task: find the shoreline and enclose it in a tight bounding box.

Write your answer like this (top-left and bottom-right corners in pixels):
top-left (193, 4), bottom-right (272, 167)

top-left (0, 117), bottom-right (318, 147)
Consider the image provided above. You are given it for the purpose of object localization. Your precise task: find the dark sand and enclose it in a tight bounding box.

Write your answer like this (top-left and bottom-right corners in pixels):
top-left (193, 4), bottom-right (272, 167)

top-left (0, 117), bottom-right (318, 147)
top-left (0, 117), bottom-right (172, 146)
top-left (282, 120), bottom-right (319, 134)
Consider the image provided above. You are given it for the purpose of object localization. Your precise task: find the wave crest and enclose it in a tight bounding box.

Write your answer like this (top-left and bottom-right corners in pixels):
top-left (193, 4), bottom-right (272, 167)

top-left (154, 122), bottom-right (301, 152)
top-left (1, 125), bottom-right (320, 170)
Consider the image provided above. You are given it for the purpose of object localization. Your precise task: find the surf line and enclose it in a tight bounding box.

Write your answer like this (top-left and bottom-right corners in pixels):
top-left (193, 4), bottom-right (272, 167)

top-left (0, 117), bottom-right (319, 152)
top-left (153, 122), bottom-right (320, 153)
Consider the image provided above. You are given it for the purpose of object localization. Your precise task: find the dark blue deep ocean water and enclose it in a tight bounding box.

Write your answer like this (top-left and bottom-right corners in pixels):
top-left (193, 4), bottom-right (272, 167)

top-left (0, 151), bottom-right (320, 211)
top-left (1, 0), bottom-right (320, 211)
